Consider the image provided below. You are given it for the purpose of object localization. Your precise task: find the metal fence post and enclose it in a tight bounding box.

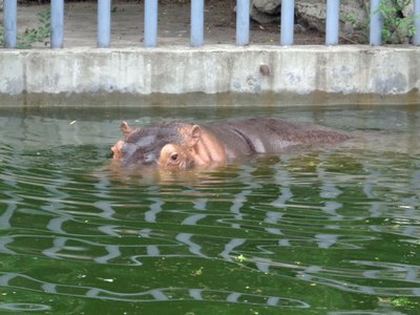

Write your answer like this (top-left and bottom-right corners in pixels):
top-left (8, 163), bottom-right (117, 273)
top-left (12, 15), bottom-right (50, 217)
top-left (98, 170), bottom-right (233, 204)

top-left (369, 0), bottom-right (383, 46)
top-left (326, 0), bottom-right (340, 45)
top-left (3, 0), bottom-right (17, 48)
top-left (191, 0), bottom-right (204, 47)
top-left (97, 0), bottom-right (112, 48)
top-left (144, 0), bottom-right (158, 47)
top-left (280, 0), bottom-right (294, 46)
top-left (51, 0), bottom-right (64, 48)
top-left (236, 0), bottom-right (250, 46)
top-left (415, 0), bottom-right (420, 45)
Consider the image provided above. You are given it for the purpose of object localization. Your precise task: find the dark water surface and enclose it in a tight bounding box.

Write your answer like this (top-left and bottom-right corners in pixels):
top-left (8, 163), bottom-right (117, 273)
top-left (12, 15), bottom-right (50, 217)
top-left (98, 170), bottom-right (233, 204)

top-left (0, 105), bottom-right (419, 314)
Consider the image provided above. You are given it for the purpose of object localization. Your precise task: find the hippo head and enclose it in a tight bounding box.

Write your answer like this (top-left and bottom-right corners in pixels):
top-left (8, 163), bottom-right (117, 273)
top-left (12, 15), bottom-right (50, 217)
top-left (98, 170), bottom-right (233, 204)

top-left (111, 121), bottom-right (201, 170)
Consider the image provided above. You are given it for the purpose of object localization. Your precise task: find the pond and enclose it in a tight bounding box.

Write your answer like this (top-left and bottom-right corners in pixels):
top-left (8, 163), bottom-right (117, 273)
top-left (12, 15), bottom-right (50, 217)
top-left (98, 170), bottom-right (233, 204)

top-left (0, 104), bottom-right (419, 314)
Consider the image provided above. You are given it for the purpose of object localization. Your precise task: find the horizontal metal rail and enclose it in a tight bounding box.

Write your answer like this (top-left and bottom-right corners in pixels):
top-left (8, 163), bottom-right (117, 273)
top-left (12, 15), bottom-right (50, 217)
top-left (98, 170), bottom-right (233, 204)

top-left (2, 1), bottom-right (420, 48)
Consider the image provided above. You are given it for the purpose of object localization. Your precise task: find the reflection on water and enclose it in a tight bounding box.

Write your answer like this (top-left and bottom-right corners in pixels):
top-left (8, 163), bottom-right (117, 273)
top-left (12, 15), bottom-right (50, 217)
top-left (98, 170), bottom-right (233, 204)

top-left (0, 105), bottom-right (419, 314)
top-left (0, 272), bottom-right (308, 308)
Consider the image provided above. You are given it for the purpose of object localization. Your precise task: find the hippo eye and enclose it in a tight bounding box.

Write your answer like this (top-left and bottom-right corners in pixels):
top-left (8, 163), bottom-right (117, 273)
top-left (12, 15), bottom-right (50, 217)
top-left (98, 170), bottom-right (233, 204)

top-left (170, 153), bottom-right (178, 161)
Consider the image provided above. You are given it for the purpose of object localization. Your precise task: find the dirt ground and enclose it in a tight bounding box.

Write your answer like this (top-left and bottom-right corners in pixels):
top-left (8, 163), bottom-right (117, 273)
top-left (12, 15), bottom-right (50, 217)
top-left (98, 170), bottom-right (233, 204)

top-left (5, 0), bottom-right (324, 48)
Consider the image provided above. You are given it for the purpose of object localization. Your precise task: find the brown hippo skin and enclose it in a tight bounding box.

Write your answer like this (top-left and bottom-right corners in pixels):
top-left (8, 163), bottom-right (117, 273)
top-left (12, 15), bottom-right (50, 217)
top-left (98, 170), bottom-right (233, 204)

top-left (111, 118), bottom-right (350, 170)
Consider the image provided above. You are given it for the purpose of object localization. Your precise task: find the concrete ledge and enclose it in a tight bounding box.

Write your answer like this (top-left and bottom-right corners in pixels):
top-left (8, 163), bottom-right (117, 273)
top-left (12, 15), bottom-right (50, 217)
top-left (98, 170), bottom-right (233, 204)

top-left (0, 45), bottom-right (419, 97)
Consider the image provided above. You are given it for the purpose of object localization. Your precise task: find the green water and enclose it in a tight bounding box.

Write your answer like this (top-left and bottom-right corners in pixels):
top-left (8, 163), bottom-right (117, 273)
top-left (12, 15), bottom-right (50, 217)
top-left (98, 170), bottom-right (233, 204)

top-left (0, 105), bottom-right (419, 314)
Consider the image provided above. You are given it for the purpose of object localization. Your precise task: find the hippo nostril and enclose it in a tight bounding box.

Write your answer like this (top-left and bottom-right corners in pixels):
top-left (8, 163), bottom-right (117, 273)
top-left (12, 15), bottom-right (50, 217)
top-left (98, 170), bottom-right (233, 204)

top-left (143, 152), bottom-right (157, 165)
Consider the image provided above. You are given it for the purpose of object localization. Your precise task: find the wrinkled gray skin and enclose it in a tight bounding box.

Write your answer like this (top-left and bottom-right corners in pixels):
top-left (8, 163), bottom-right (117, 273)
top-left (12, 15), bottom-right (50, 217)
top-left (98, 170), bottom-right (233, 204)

top-left (113, 118), bottom-right (350, 167)
top-left (207, 118), bottom-right (350, 159)
top-left (116, 122), bottom-right (186, 166)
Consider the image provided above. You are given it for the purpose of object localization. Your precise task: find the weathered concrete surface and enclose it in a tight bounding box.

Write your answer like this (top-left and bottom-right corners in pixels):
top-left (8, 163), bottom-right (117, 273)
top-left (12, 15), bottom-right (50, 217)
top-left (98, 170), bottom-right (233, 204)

top-left (0, 45), bottom-right (420, 97)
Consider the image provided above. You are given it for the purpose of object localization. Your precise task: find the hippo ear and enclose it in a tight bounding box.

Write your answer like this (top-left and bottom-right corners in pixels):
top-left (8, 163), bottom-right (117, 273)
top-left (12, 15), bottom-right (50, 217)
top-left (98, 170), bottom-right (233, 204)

top-left (120, 121), bottom-right (133, 137)
top-left (187, 125), bottom-right (201, 147)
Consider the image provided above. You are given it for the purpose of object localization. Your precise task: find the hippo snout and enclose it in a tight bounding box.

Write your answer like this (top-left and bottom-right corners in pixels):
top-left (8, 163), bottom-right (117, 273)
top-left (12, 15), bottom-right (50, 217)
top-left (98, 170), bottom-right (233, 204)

top-left (121, 148), bottom-right (158, 167)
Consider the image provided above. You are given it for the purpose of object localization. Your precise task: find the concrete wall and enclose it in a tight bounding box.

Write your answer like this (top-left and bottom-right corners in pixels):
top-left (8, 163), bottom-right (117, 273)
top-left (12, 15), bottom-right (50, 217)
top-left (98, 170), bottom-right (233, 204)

top-left (0, 45), bottom-right (420, 97)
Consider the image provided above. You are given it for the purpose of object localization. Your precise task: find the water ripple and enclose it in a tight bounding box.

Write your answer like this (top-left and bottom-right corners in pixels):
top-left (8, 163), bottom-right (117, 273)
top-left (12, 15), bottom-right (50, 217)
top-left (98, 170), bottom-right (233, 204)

top-left (0, 272), bottom-right (309, 308)
top-left (1, 106), bottom-right (420, 313)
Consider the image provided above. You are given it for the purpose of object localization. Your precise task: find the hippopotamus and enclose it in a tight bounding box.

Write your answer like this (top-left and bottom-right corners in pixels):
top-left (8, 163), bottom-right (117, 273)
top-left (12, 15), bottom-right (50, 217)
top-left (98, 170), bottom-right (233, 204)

top-left (111, 117), bottom-right (350, 170)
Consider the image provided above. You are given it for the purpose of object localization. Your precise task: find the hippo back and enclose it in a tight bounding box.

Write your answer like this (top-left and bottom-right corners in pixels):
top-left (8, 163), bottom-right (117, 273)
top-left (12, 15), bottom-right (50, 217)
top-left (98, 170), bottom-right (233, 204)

top-left (206, 118), bottom-right (350, 159)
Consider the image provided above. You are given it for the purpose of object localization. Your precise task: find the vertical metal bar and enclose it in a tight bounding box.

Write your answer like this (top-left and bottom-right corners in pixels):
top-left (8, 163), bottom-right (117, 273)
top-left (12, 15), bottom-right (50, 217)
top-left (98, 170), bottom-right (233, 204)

top-left (369, 0), bottom-right (382, 46)
top-left (51, 0), bottom-right (64, 48)
top-left (326, 0), bottom-right (340, 45)
top-left (97, 0), bottom-right (112, 48)
top-left (415, 0), bottom-right (420, 45)
top-left (191, 0), bottom-right (204, 47)
top-left (236, 0), bottom-right (250, 46)
top-left (144, 0), bottom-right (158, 47)
top-left (281, 0), bottom-right (295, 46)
top-left (3, 0), bottom-right (17, 48)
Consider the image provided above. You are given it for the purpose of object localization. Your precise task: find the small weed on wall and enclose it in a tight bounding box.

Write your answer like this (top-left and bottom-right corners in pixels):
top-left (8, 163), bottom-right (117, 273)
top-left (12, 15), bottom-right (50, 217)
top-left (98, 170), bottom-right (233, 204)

top-left (0, 9), bottom-right (50, 48)
top-left (379, 0), bottom-right (416, 44)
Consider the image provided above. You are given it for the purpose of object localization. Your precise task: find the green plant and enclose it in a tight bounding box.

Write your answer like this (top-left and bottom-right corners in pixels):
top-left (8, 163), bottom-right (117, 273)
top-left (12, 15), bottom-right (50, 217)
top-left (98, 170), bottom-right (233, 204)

top-left (17, 9), bottom-right (51, 48)
top-left (0, 9), bottom-right (51, 48)
top-left (342, 12), bottom-right (369, 43)
top-left (342, 0), bottom-right (417, 44)
top-left (379, 0), bottom-right (415, 44)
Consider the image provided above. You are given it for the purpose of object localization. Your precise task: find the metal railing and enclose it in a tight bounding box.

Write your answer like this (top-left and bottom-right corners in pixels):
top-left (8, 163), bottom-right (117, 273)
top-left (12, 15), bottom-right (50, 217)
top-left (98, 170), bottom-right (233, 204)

top-left (2, 0), bottom-right (420, 48)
